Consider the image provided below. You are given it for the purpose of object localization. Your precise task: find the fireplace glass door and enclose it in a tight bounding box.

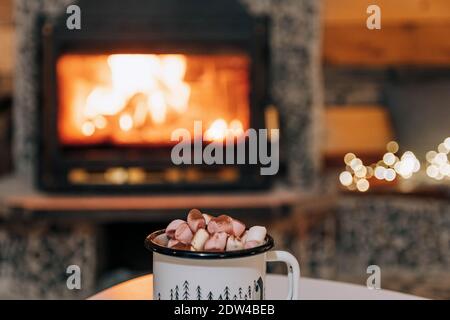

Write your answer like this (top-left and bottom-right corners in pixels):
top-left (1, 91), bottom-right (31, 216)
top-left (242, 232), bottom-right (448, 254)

top-left (57, 53), bottom-right (251, 146)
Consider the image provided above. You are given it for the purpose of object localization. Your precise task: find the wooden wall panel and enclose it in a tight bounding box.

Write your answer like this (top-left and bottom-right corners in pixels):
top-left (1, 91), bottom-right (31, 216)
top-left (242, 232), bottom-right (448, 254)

top-left (0, 0), bottom-right (14, 89)
top-left (324, 0), bottom-right (450, 24)
top-left (323, 106), bottom-right (393, 158)
top-left (323, 0), bottom-right (450, 66)
top-left (324, 23), bottom-right (450, 66)
top-left (0, 25), bottom-right (14, 76)
top-left (0, 0), bottom-right (13, 24)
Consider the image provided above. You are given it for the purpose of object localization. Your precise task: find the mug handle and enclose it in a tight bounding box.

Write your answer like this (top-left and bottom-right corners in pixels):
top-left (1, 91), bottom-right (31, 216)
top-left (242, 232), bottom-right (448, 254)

top-left (266, 251), bottom-right (300, 300)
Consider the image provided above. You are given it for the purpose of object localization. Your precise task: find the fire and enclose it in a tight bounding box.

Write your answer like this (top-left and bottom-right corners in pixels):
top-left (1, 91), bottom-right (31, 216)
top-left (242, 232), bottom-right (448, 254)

top-left (119, 114), bottom-right (133, 132)
top-left (81, 121), bottom-right (95, 137)
top-left (57, 53), bottom-right (250, 145)
top-left (80, 54), bottom-right (191, 135)
top-left (205, 119), bottom-right (244, 142)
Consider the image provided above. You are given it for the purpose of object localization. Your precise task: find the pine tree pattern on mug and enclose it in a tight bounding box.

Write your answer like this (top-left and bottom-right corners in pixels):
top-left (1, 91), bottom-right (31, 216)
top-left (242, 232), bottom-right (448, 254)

top-left (162, 277), bottom-right (264, 300)
top-left (196, 285), bottom-right (202, 300)
top-left (182, 281), bottom-right (189, 300)
top-left (175, 285), bottom-right (179, 300)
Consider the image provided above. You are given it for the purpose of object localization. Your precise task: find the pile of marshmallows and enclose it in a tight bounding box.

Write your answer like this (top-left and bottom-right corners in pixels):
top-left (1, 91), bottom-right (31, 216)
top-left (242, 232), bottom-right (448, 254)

top-left (154, 209), bottom-right (267, 252)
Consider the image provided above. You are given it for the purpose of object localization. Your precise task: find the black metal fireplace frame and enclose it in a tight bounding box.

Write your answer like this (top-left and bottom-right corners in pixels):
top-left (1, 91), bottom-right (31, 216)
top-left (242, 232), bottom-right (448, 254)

top-left (37, 0), bottom-right (277, 192)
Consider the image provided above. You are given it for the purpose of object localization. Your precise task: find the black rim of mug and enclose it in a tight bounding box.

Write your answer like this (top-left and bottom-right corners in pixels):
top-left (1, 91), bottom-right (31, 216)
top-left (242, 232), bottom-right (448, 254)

top-left (145, 229), bottom-right (274, 260)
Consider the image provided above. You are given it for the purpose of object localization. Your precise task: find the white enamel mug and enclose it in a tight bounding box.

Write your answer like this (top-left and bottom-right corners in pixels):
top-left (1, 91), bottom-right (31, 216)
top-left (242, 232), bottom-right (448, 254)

top-left (145, 230), bottom-right (300, 300)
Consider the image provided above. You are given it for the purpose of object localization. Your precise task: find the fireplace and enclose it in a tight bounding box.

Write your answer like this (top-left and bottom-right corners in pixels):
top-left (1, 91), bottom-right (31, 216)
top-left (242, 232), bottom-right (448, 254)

top-left (38, 0), bottom-right (273, 192)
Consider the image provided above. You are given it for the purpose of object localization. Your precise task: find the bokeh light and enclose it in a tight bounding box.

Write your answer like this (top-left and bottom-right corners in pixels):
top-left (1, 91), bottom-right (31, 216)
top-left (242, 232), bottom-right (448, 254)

top-left (344, 153), bottom-right (356, 165)
top-left (386, 141), bottom-right (399, 153)
top-left (444, 137), bottom-right (450, 150)
top-left (339, 138), bottom-right (450, 193)
top-left (339, 171), bottom-right (353, 187)
top-left (425, 137), bottom-right (450, 181)
top-left (350, 158), bottom-right (363, 171)
top-left (383, 152), bottom-right (396, 166)
top-left (356, 179), bottom-right (369, 192)
top-left (374, 166), bottom-right (386, 180)
top-left (384, 168), bottom-right (396, 182)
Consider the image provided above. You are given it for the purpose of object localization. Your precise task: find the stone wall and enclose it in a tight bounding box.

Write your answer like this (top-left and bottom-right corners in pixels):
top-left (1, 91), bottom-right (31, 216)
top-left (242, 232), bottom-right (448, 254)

top-left (243, 0), bottom-right (324, 188)
top-left (324, 67), bottom-right (386, 106)
top-left (324, 66), bottom-right (450, 106)
top-left (13, 0), bottom-right (73, 182)
top-left (269, 194), bottom-right (450, 299)
top-left (0, 221), bottom-right (97, 299)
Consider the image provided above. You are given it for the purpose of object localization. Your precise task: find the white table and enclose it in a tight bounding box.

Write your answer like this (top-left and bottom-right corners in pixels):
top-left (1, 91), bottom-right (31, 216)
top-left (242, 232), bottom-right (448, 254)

top-left (89, 274), bottom-right (424, 300)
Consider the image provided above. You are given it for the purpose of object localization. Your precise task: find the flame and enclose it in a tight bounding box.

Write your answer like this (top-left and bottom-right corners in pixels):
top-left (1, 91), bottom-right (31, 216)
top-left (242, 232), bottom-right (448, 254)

top-left (93, 115), bottom-right (107, 129)
top-left (148, 91), bottom-right (167, 124)
top-left (229, 119), bottom-right (244, 137)
top-left (108, 54), bottom-right (160, 95)
top-left (205, 119), bottom-right (244, 142)
top-left (81, 54), bottom-right (191, 136)
top-left (119, 114), bottom-right (133, 132)
top-left (84, 87), bottom-right (125, 117)
top-left (81, 121), bottom-right (95, 137)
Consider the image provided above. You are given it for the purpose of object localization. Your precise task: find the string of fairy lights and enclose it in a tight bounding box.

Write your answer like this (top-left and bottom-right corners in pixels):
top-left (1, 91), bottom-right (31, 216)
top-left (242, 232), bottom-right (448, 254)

top-left (339, 137), bottom-right (450, 192)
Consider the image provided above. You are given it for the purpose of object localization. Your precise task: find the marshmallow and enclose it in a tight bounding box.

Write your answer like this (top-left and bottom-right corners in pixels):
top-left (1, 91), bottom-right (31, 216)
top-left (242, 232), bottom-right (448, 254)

top-left (168, 239), bottom-right (180, 248)
top-left (246, 226), bottom-right (267, 243)
top-left (161, 212), bottom-right (267, 252)
top-left (241, 231), bottom-right (248, 243)
top-left (204, 232), bottom-right (228, 251)
top-left (165, 219), bottom-right (185, 238)
top-left (174, 223), bottom-right (194, 244)
top-left (226, 235), bottom-right (244, 251)
top-left (207, 215), bottom-right (233, 235)
top-left (153, 233), bottom-right (169, 247)
top-left (191, 228), bottom-right (210, 251)
top-left (231, 219), bottom-right (246, 237)
top-left (202, 213), bottom-right (213, 225)
top-left (187, 209), bottom-right (206, 233)
top-left (244, 240), bottom-right (261, 249)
